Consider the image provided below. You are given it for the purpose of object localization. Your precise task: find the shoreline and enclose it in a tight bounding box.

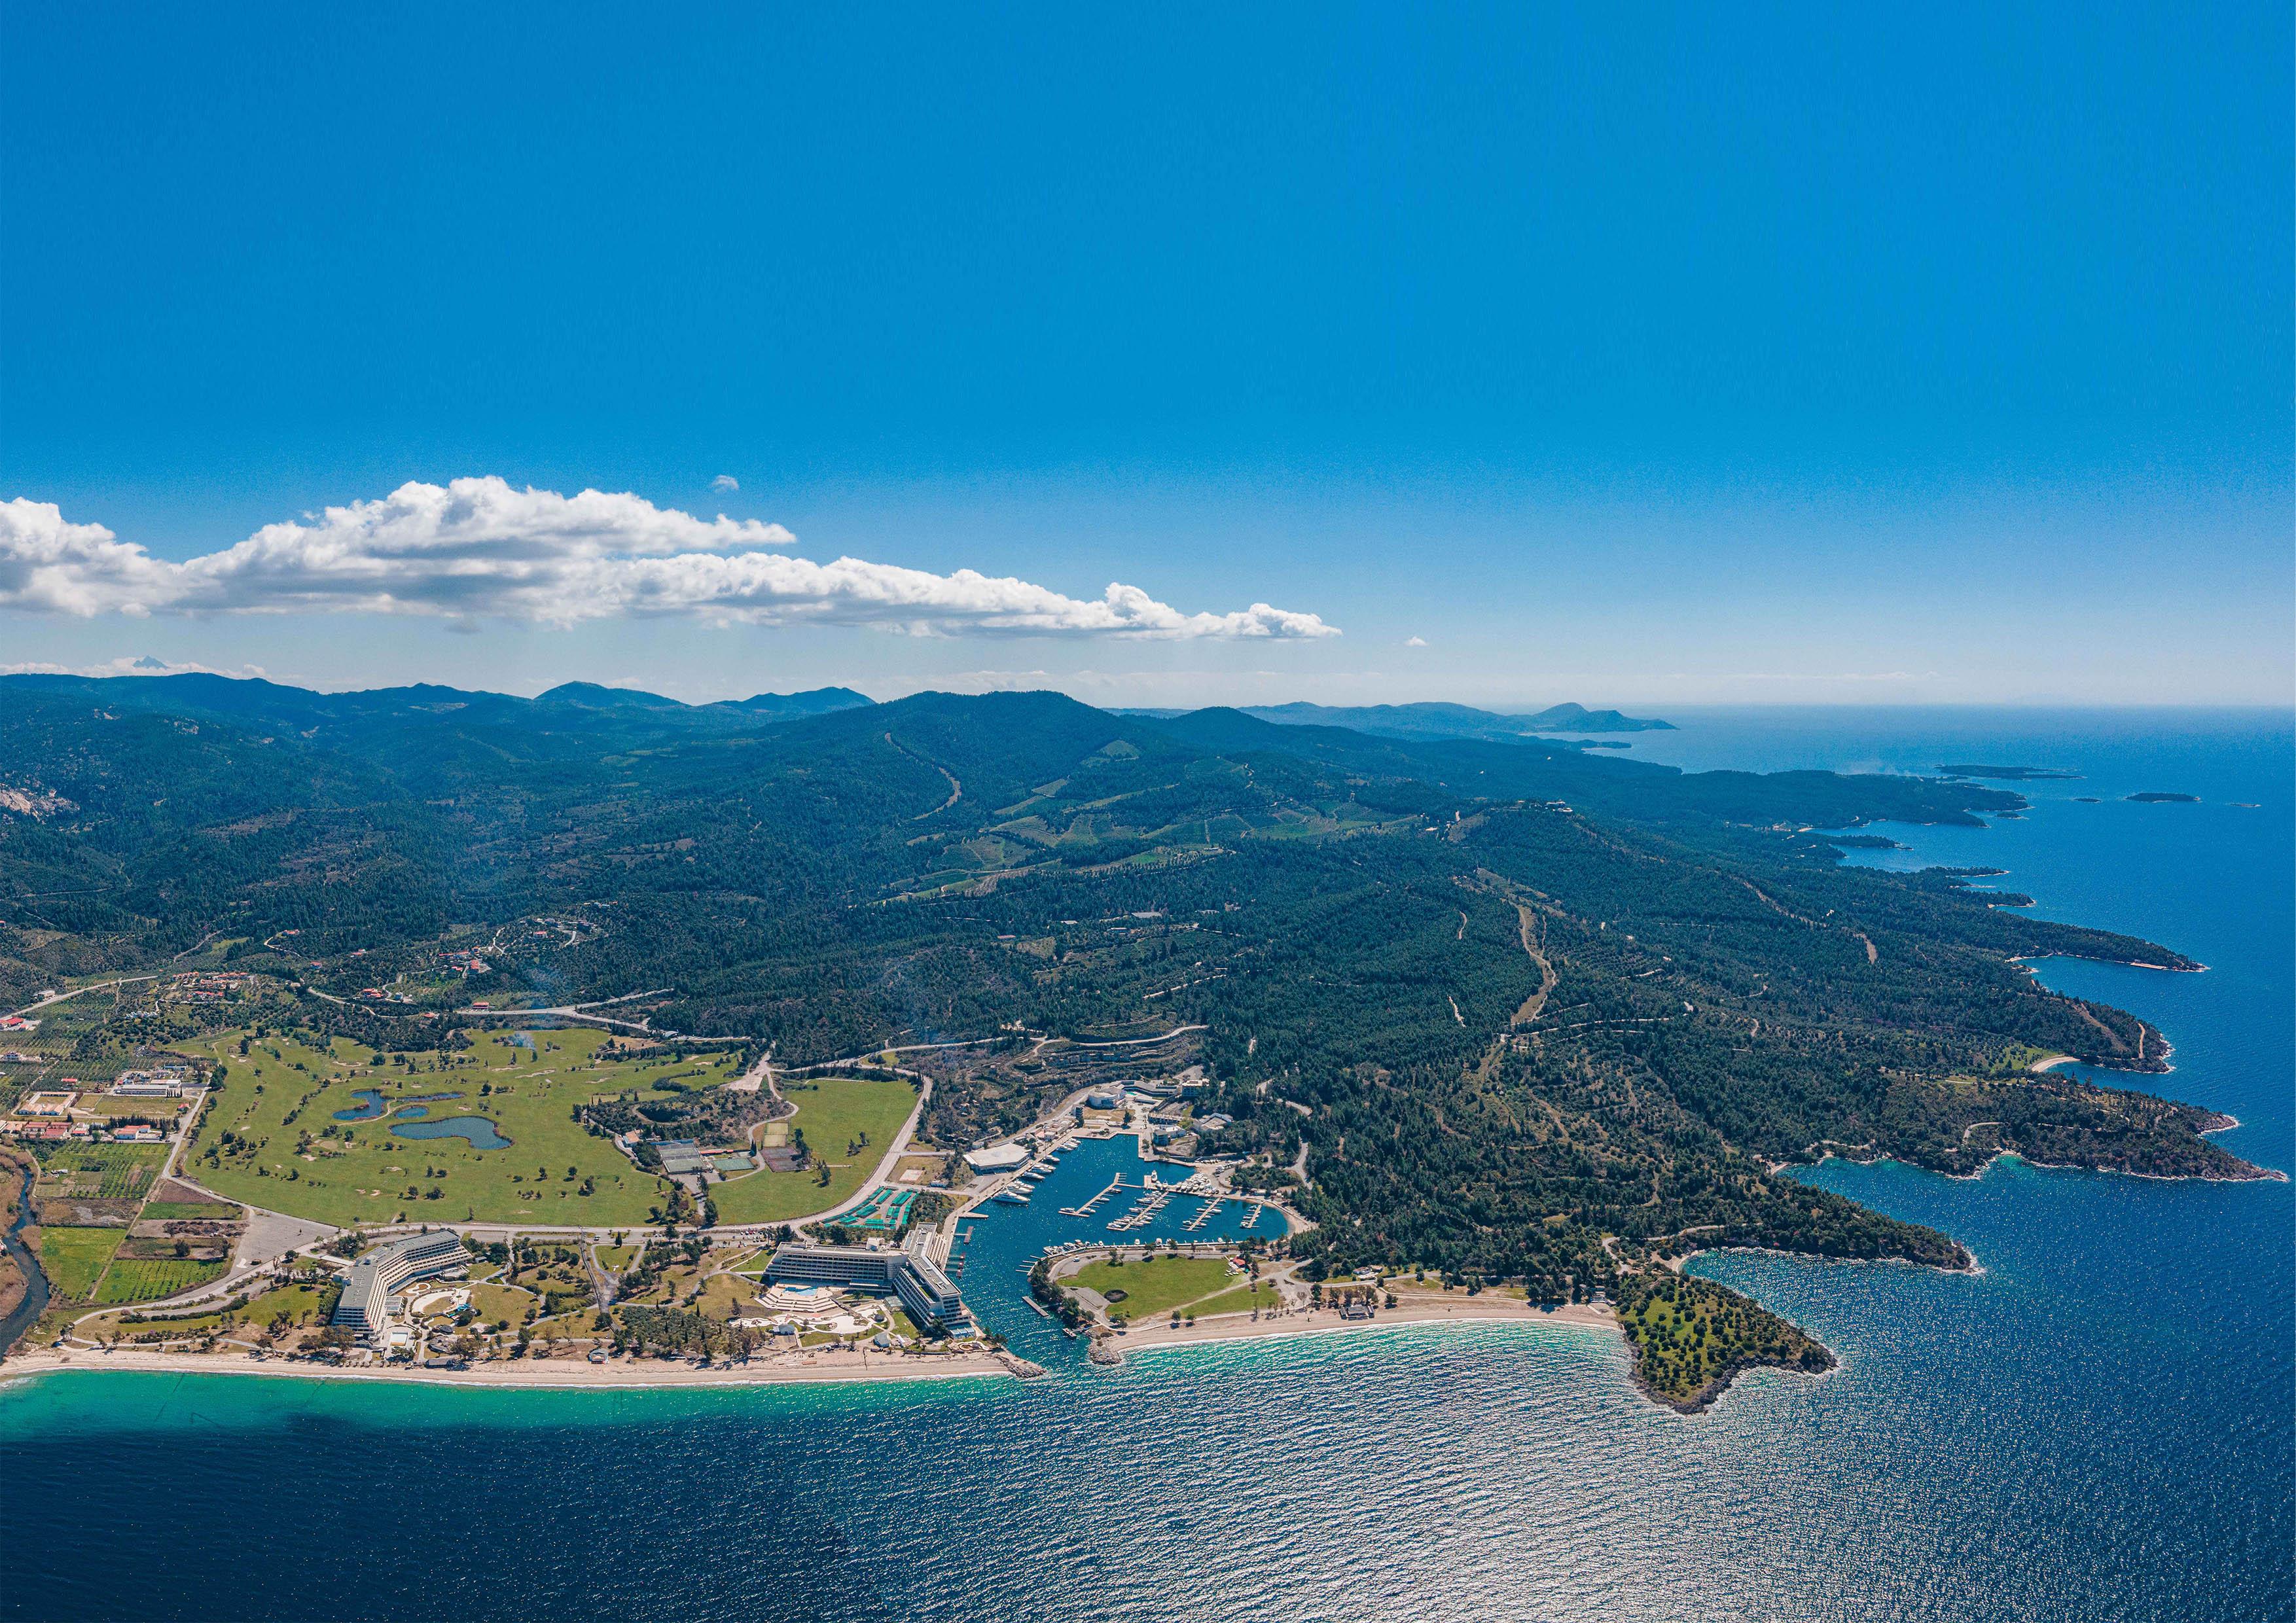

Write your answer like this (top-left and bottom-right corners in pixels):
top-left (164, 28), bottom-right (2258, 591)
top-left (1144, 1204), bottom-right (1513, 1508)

top-left (0, 1345), bottom-right (1016, 1391)
top-left (1797, 1139), bottom-right (2284, 1188)
top-left (1108, 1296), bottom-right (1615, 1358)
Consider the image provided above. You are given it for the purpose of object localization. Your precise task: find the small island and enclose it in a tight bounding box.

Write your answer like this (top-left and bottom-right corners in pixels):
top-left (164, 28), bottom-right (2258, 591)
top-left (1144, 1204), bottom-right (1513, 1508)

top-left (2126, 792), bottom-right (2200, 804)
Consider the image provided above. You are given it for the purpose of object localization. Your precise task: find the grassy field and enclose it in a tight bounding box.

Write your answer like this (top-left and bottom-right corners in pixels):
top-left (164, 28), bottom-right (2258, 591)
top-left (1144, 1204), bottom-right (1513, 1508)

top-left (1179, 1279), bottom-right (1281, 1319)
top-left (240, 1281), bottom-right (334, 1327)
top-left (184, 1026), bottom-right (740, 1227)
top-left (34, 1226), bottom-right (122, 1299)
top-left (95, 1257), bottom-right (228, 1304)
top-left (1070, 1255), bottom-right (1243, 1322)
top-left (711, 1076), bottom-right (917, 1224)
top-left (80, 1279), bottom-right (336, 1342)
top-left (468, 1280), bottom-right (540, 1327)
top-left (693, 1272), bottom-right (756, 1318)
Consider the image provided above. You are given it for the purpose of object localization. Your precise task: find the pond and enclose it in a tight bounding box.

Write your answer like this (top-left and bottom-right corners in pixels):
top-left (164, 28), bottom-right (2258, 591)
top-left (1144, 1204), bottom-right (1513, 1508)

top-left (332, 1089), bottom-right (464, 1123)
top-left (389, 1116), bottom-right (512, 1150)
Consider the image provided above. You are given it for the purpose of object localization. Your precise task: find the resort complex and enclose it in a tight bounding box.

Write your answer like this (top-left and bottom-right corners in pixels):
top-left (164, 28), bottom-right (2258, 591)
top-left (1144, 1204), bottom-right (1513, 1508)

top-left (764, 1236), bottom-right (969, 1334)
top-left (331, 1229), bottom-right (471, 1339)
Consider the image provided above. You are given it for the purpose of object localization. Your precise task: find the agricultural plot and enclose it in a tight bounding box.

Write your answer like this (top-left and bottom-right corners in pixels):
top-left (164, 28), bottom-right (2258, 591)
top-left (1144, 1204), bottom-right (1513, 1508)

top-left (34, 1142), bottom-right (166, 1200)
top-left (33, 1227), bottom-right (122, 1300)
top-left (96, 1258), bottom-right (227, 1304)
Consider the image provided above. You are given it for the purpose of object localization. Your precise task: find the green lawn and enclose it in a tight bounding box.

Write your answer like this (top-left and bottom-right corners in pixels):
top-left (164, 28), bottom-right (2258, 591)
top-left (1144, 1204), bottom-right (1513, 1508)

top-left (183, 1027), bottom-right (738, 1227)
top-left (96, 1257), bottom-right (226, 1304)
top-left (35, 1226), bottom-right (122, 1299)
top-left (468, 1280), bottom-right (540, 1326)
top-left (1180, 1280), bottom-right (1281, 1319)
top-left (86, 1279), bottom-right (336, 1342)
top-left (1069, 1255), bottom-right (1243, 1321)
top-left (710, 1076), bottom-right (917, 1224)
top-left (240, 1281), bottom-right (335, 1326)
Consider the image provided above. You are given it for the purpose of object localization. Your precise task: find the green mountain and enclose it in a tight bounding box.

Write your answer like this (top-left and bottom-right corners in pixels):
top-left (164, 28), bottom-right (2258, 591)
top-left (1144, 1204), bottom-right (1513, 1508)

top-left (1124, 699), bottom-right (1672, 741)
top-left (0, 674), bottom-right (2257, 1335)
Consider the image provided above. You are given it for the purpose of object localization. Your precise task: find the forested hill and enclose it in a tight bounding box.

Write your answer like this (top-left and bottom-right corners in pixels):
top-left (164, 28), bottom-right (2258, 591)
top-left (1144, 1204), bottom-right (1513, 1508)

top-left (1121, 698), bottom-right (1673, 741)
top-left (0, 675), bottom-right (2262, 1304)
top-left (0, 671), bottom-right (869, 751)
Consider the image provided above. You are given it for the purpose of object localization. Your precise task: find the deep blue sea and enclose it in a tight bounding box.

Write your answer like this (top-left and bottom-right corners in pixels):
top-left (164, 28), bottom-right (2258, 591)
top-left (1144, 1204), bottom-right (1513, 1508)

top-left (3, 707), bottom-right (2288, 1623)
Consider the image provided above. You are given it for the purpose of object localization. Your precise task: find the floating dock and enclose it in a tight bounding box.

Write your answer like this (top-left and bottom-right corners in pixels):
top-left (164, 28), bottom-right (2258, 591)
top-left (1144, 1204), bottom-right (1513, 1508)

top-left (1061, 1177), bottom-right (1126, 1217)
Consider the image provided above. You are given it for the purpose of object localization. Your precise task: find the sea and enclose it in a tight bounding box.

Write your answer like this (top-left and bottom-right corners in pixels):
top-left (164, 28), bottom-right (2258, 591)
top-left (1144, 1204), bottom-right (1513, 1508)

top-left (3, 707), bottom-right (2288, 1623)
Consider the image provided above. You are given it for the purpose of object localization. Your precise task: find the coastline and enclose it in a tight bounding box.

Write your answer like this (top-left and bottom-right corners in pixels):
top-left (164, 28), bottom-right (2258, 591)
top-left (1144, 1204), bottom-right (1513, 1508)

top-left (1107, 1295), bottom-right (1615, 1357)
top-left (0, 1345), bottom-right (1016, 1391)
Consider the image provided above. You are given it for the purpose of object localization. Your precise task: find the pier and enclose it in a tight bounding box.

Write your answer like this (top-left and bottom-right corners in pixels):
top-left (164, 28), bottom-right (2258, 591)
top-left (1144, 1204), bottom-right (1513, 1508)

top-left (1183, 1196), bottom-right (1226, 1232)
top-left (1062, 1177), bottom-right (1127, 1217)
top-left (1109, 1175), bottom-right (1175, 1231)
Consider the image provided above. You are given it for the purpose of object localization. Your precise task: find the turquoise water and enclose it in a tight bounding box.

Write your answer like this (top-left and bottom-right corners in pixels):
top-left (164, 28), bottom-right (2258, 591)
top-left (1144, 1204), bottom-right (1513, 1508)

top-left (3, 708), bottom-right (2287, 1622)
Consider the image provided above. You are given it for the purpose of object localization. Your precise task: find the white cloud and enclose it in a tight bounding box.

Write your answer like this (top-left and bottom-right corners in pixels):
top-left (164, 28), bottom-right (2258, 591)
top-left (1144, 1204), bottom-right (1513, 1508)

top-left (711, 474), bottom-right (740, 493)
top-left (1405, 635), bottom-right (1427, 647)
top-left (0, 480), bottom-right (1338, 641)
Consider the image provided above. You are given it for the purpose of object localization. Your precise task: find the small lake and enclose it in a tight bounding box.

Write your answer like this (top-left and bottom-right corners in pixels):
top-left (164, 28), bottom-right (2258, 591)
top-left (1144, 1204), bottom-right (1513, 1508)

top-left (390, 1116), bottom-right (511, 1150)
top-left (333, 1089), bottom-right (464, 1122)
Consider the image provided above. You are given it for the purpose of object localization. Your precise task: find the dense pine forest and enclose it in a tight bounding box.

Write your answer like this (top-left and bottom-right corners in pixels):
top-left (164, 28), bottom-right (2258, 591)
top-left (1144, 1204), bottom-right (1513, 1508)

top-left (0, 674), bottom-right (2263, 1324)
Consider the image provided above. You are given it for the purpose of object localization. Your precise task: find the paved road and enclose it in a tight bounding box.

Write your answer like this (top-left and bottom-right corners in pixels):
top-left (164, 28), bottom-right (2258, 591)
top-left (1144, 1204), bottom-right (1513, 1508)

top-left (8, 976), bottom-right (157, 1020)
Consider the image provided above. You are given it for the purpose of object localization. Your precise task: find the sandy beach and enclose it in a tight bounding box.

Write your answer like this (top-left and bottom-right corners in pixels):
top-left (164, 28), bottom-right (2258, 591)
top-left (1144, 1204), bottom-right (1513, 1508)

top-left (1112, 1294), bottom-right (1615, 1355)
top-left (3, 1298), bottom-right (1619, 1390)
top-left (1, 1344), bottom-right (1016, 1390)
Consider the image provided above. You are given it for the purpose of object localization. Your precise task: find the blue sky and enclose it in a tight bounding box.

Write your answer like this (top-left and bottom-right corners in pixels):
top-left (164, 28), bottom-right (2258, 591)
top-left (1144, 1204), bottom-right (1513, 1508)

top-left (2, 3), bottom-right (2288, 707)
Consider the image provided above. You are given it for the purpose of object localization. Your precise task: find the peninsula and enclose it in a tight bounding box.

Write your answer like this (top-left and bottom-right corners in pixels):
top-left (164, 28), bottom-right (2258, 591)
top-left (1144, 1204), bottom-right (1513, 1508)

top-left (0, 675), bottom-right (2269, 1412)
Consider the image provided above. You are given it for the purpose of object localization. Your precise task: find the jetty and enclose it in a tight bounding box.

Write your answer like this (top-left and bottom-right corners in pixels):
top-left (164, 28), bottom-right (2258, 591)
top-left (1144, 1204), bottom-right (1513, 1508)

top-left (1109, 1174), bottom-right (1175, 1231)
top-left (1183, 1196), bottom-right (1227, 1232)
top-left (1062, 1177), bottom-right (1126, 1218)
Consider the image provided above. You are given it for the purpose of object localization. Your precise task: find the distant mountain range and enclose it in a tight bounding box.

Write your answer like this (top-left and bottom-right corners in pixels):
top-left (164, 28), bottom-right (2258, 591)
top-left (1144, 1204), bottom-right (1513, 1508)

top-left (0, 672), bottom-right (871, 750)
top-left (1119, 700), bottom-right (1672, 741)
top-left (4, 677), bottom-right (1656, 753)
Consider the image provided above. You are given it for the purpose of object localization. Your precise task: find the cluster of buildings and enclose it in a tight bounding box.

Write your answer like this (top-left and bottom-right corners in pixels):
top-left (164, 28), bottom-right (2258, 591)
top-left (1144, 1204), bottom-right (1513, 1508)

top-left (764, 1232), bottom-right (969, 1334)
top-left (442, 949), bottom-right (492, 977)
top-left (330, 1228), bottom-right (471, 1340)
top-left (0, 1067), bottom-right (194, 1143)
top-left (166, 971), bottom-right (253, 1005)
top-left (110, 1069), bottom-right (187, 1098)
